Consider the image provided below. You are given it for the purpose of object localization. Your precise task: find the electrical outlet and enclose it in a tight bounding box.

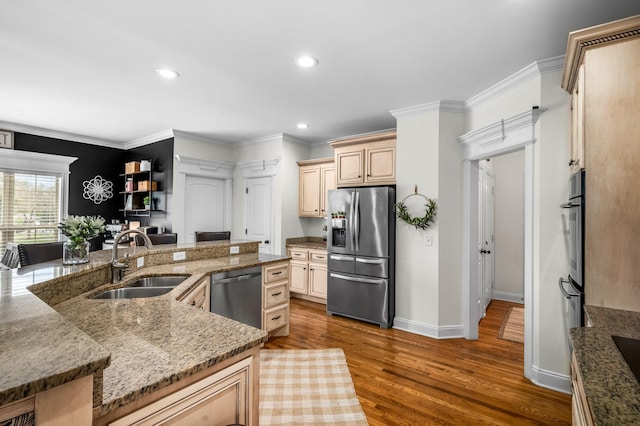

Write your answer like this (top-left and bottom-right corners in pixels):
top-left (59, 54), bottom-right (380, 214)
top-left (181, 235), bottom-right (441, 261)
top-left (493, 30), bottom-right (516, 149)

top-left (136, 256), bottom-right (144, 268)
top-left (424, 234), bottom-right (433, 246)
top-left (230, 246), bottom-right (240, 254)
top-left (173, 251), bottom-right (186, 261)
top-left (230, 257), bottom-right (239, 265)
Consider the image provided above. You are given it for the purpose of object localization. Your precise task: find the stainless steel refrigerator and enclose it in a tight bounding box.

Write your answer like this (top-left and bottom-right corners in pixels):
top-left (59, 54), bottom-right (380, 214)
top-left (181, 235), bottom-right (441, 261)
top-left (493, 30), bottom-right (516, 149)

top-left (326, 186), bottom-right (395, 328)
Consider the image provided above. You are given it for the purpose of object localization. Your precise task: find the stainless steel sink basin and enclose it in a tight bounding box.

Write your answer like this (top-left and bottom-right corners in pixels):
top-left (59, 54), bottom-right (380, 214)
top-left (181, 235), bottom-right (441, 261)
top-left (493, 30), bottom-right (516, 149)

top-left (126, 276), bottom-right (187, 288)
top-left (90, 276), bottom-right (187, 299)
top-left (91, 286), bottom-right (175, 299)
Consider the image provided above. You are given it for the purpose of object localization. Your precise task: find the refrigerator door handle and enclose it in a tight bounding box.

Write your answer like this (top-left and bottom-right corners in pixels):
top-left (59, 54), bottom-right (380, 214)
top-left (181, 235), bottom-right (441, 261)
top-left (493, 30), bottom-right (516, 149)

top-left (355, 257), bottom-right (385, 264)
top-left (349, 191), bottom-right (356, 249)
top-left (354, 191), bottom-right (360, 251)
top-left (330, 254), bottom-right (353, 261)
top-left (330, 273), bottom-right (385, 285)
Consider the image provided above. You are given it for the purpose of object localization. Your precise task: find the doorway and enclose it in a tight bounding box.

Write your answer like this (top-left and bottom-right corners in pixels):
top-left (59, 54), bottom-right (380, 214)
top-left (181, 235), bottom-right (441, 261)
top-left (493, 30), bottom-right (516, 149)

top-left (477, 160), bottom-right (495, 321)
top-left (245, 176), bottom-right (274, 254)
top-left (184, 175), bottom-right (226, 243)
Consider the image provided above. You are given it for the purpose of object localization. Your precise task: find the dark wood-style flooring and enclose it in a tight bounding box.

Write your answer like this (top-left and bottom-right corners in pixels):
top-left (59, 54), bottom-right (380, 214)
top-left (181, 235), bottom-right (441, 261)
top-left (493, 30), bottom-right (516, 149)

top-left (264, 298), bottom-right (571, 425)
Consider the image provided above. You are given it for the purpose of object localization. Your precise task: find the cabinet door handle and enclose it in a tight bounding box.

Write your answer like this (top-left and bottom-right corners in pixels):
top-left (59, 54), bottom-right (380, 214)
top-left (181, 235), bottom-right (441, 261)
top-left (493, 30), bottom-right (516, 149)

top-left (272, 315), bottom-right (282, 321)
top-left (272, 291), bottom-right (282, 296)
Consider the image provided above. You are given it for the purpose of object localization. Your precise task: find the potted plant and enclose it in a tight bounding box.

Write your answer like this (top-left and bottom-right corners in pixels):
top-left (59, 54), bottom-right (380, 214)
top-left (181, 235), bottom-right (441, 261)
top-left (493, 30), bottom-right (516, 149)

top-left (58, 215), bottom-right (105, 265)
top-left (143, 195), bottom-right (151, 210)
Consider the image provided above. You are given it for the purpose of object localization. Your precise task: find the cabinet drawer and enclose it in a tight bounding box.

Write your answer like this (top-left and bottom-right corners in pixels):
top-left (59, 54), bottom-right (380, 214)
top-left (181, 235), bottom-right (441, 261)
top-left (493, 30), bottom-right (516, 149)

top-left (264, 282), bottom-right (288, 309)
top-left (264, 262), bottom-right (289, 283)
top-left (264, 305), bottom-right (288, 332)
top-left (288, 249), bottom-right (308, 261)
top-left (309, 250), bottom-right (327, 263)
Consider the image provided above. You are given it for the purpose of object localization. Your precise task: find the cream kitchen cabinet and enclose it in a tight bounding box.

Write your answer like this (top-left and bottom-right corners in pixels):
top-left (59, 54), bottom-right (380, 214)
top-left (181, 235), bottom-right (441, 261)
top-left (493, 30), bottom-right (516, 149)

top-left (179, 276), bottom-right (210, 312)
top-left (104, 350), bottom-right (258, 426)
top-left (330, 130), bottom-right (396, 187)
top-left (297, 158), bottom-right (336, 217)
top-left (571, 353), bottom-right (593, 426)
top-left (287, 247), bottom-right (328, 303)
top-left (569, 64), bottom-right (585, 173)
top-left (562, 15), bottom-right (640, 312)
top-left (262, 261), bottom-right (290, 336)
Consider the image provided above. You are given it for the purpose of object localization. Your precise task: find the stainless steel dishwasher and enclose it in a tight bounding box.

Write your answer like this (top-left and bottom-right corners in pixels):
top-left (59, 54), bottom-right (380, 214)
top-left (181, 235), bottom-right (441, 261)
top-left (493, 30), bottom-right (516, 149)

top-left (210, 266), bottom-right (262, 328)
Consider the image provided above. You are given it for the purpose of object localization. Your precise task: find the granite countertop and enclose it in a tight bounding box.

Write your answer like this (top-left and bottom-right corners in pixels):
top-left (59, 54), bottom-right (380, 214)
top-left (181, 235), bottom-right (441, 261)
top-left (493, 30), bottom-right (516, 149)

top-left (570, 305), bottom-right (640, 424)
top-left (286, 236), bottom-right (327, 250)
top-left (0, 242), bottom-right (286, 417)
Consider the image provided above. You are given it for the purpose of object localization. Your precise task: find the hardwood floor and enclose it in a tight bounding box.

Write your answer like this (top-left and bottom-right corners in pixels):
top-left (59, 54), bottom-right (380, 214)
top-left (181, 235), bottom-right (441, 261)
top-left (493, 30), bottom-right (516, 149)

top-left (264, 298), bottom-right (571, 425)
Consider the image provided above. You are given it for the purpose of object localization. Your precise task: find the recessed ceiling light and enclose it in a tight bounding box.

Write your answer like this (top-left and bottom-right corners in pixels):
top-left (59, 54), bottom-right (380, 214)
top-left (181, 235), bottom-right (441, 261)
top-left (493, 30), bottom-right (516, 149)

top-left (297, 123), bottom-right (309, 129)
top-left (156, 68), bottom-right (180, 79)
top-left (296, 56), bottom-right (318, 68)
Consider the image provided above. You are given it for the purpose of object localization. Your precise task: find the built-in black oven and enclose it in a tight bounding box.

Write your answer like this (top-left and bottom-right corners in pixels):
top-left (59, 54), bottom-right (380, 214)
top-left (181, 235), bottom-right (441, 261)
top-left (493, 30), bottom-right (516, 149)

top-left (560, 170), bottom-right (585, 329)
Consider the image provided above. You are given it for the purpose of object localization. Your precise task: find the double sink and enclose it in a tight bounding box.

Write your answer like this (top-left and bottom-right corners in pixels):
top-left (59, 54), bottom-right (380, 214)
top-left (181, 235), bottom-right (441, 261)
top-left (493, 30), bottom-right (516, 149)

top-left (91, 276), bottom-right (187, 299)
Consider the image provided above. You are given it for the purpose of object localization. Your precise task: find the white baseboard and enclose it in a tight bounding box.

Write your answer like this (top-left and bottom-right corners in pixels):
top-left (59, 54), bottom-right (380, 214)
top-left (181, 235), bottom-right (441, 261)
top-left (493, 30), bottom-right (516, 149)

top-left (393, 317), bottom-right (464, 339)
top-left (529, 365), bottom-right (571, 394)
top-left (493, 291), bottom-right (524, 304)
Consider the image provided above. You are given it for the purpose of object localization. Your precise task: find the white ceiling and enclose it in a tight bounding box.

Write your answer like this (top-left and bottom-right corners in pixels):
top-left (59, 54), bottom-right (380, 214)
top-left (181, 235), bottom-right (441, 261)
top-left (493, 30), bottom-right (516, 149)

top-left (1, 1), bottom-right (639, 147)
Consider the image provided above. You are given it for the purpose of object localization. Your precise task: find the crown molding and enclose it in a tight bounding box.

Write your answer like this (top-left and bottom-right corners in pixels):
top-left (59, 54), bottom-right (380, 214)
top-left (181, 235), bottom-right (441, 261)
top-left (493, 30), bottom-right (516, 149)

top-left (389, 100), bottom-right (464, 118)
top-left (124, 129), bottom-right (175, 150)
top-left (236, 158), bottom-right (281, 178)
top-left (0, 120), bottom-right (123, 149)
top-left (170, 130), bottom-right (234, 147)
top-left (458, 107), bottom-right (546, 160)
top-left (465, 56), bottom-right (565, 109)
top-left (236, 134), bottom-right (284, 147)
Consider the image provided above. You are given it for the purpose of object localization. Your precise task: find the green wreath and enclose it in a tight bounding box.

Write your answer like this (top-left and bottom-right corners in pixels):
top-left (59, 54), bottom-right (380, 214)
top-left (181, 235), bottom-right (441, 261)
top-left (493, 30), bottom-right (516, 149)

top-left (395, 197), bottom-right (437, 230)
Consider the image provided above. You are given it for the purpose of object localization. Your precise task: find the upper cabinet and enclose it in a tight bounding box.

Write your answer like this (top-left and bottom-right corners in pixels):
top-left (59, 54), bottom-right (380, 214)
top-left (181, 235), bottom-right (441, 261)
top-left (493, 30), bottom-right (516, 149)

top-left (329, 130), bottom-right (396, 187)
top-left (562, 15), bottom-right (640, 313)
top-left (297, 158), bottom-right (335, 217)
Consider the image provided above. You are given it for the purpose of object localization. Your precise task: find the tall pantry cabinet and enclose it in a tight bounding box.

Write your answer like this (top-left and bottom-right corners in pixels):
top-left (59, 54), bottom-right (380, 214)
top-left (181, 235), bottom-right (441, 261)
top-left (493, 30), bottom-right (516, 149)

top-left (562, 15), bottom-right (640, 312)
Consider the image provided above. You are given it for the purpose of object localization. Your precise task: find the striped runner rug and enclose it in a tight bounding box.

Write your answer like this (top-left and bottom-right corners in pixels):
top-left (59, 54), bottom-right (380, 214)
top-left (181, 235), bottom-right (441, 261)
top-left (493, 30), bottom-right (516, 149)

top-left (498, 306), bottom-right (525, 343)
top-left (259, 348), bottom-right (368, 425)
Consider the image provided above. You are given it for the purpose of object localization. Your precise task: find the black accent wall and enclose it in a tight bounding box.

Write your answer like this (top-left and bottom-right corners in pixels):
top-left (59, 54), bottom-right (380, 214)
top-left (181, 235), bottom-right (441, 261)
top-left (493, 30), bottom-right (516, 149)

top-left (126, 138), bottom-right (174, 232)
top-left (14, 133), bottom-right (125, 221)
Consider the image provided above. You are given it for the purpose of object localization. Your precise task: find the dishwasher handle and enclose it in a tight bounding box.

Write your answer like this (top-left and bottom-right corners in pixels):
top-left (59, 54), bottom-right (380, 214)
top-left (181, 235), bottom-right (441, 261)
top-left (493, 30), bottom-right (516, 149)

top-left (214, 273), bottom-right (261, 284)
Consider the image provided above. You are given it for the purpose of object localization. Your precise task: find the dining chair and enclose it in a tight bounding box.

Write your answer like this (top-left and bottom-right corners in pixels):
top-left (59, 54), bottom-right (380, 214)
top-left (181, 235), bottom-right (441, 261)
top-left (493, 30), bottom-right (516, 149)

top-left (135, 233), bottom-right (178, 245)
top-left (194, 231), bottom-right (231, 242)
top-left (17, 241), bottom-right (65, 267)
top-left (1, 248), bottom-right (20, 269)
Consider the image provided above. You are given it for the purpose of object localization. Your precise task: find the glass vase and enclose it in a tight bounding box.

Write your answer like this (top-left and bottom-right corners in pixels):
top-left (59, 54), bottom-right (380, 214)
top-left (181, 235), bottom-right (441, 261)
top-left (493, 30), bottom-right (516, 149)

top-left (63, 240), bottom-right (90, 265)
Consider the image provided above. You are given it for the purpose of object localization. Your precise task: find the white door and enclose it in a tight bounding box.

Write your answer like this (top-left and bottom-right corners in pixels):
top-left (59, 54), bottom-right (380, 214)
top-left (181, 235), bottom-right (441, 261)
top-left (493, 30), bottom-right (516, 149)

top-left (184, 175), bottom-right (225, 243)
top-left (477, 164), bottom-right (495, 321)
top-left (246, 177), bottom-right (273, 254)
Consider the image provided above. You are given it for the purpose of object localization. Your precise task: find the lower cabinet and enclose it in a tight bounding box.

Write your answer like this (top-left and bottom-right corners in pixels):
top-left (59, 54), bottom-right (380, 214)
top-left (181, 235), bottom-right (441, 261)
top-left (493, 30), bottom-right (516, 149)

top-left (571, 353), bottom-right (593, 426)
top-left (180, 276), bottom-right (210, 312)
top-left (107, 353), bottom-right (257, 426)
top-left (262, 261), bottom-right (290, 337)
top-left (0, 375), bottom-right (93, 426)
top-left (288, 247), bottom-right (327, 303)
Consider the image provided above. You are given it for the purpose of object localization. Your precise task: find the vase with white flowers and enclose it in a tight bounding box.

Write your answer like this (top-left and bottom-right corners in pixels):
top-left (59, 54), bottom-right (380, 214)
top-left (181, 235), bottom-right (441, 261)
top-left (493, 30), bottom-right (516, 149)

top-left (58, 215), bottom-right (106, 265)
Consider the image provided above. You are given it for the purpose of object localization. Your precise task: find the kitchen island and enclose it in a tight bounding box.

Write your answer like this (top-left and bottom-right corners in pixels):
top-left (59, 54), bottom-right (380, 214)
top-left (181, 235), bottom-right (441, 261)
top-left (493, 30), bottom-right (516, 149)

top-left (0, 240), bottom-right (288, 425)
top-left (570, 305), bottom-right (640, 425)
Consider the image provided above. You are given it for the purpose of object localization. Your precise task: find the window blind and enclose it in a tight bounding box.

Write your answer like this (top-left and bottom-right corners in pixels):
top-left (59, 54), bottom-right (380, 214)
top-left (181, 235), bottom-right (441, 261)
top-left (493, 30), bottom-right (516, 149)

top-left (0, 171), bottom-right (61, 253)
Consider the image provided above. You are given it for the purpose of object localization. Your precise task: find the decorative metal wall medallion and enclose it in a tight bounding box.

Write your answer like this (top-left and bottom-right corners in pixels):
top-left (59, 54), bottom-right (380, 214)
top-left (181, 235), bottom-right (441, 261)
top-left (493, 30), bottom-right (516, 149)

top-left (83, 175), bottom-right (113, 204)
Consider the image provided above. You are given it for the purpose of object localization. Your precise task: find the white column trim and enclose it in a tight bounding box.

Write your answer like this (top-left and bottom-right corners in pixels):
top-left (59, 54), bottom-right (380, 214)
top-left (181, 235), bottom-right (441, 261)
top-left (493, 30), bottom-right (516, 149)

top-left (458, 109), bottom-right (544, 384)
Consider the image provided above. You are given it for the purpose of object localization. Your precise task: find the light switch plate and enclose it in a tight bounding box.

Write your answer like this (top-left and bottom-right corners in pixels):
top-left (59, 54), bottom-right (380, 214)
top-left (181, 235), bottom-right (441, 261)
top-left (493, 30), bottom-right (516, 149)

top-left (173, 251), bottom-right (186, 261)
top-left (136, 257), bottom-right (144, 268)
top-left (424, 234), bottom-right (433, 246)
top-left (230, 246), bottom-right (240, 254)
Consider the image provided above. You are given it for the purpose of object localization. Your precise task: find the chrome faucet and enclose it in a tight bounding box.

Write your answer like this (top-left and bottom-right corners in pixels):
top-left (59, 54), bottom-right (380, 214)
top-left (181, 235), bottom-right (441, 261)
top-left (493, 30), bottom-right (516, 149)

top-left (111, 229), bottom-right (153, 283)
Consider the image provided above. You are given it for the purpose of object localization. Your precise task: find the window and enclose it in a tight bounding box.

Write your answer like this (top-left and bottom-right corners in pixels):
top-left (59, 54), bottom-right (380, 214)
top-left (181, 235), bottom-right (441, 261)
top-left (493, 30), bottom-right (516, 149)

top-left (0, 171), bottom-right (62, 252)
top-left (0, 150), bottom-right (76, 254)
